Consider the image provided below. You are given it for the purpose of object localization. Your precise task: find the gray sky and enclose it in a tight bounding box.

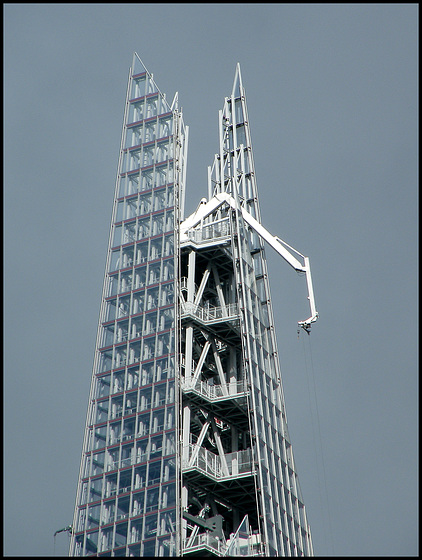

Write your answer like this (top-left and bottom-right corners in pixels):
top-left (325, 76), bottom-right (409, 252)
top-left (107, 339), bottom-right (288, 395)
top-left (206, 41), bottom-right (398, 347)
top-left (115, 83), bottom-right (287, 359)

top-left (4, 3), bottom-right (418, 557)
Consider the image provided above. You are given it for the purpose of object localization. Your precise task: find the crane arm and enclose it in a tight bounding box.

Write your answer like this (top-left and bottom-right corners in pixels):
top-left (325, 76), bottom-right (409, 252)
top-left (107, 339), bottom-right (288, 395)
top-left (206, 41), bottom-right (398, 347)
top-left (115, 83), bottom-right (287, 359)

top-left (180, 192), bottom-right (319, 332)
top-left (238, 205), bottom-right (318, 332)
top-left (54, 525), bottom-right (72, 537)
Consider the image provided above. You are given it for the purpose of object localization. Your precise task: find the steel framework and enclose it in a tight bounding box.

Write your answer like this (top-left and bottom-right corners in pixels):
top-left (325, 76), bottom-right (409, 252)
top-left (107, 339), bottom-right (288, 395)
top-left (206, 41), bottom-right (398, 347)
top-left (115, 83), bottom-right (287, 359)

top-left (69, 54), bottom-right (316, 557)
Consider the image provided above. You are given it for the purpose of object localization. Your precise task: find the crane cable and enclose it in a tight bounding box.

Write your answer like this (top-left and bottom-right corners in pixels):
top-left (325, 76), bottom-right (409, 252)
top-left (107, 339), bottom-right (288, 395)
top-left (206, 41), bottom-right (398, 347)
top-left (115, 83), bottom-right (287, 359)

top-left (301, 333), bottom-right (334, 555)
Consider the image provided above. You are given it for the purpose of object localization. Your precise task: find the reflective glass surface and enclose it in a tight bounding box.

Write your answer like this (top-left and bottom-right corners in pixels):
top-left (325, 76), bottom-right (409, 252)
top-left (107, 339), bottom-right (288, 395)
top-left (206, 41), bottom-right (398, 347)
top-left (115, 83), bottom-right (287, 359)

top-left (71, 53), bottom-right (186, 557)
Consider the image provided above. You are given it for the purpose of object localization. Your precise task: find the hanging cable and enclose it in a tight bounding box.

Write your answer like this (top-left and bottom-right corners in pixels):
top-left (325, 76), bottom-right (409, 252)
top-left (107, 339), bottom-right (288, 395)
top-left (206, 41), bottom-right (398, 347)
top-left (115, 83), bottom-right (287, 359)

top-left (308, 337), bottom-right (334, 555)
top-left (302, 336), bottom-right (334, 555)
top-left (301, 335), bottom-right (325, 546)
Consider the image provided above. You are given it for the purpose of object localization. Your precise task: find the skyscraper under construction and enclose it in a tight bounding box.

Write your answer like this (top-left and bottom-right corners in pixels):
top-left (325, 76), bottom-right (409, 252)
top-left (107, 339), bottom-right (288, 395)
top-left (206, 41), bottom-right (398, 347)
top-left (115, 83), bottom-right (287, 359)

top-left (70, 53), bottom-right (318, 557)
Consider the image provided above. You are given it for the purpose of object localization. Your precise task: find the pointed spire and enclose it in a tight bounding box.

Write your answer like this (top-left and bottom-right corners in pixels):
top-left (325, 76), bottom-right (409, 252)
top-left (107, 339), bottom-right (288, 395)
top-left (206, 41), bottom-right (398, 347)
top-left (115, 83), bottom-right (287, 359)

top-left (231, 62), bottom-right (243, 98)
top-left (171, 91), bottom-right (179, 111)
top-left (130, 52), bottom-right (175, 112)
top-left (132, 52), bottom-right (150, 77)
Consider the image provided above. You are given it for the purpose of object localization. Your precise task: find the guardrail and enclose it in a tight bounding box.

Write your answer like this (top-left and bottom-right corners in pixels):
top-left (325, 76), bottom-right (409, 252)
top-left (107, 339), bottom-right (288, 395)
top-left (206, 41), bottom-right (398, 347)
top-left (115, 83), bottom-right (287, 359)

top-left (181, 301), bottom-right (239, 323)
top-left (181, 378), bottom-right (248, 400)
top-left (183, 445), bottom-right (253, 480)
top-left (182, 531), bottom-right (264, 557)
top-left (185, 218), bottom-right (230, 245)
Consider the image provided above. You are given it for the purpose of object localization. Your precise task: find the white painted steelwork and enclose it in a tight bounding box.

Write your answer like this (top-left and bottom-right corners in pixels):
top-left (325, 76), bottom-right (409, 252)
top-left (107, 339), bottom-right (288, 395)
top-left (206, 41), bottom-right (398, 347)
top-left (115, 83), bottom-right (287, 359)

top-left (70, 56), bottom-right (316, 558)
top-left (180, 63), bottom-right (315, 556)
top-left (181, 190), bottom-right (319, 333)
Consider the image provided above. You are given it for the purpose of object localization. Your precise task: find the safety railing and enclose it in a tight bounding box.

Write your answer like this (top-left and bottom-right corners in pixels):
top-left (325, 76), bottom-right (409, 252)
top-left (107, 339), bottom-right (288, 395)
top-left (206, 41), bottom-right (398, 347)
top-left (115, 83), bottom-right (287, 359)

top-left (182, 530), bottom-right (264, 557)
top-left (182, 533), bottom-right (226, 555)
top-left (181, 301), bottom-right (239, 324)
top-left (185, 218), bottom-right (231, 245)
top-left (183, 445), bottom-right (253, 480)
top-left (181, 378), bottom-right (248, 401)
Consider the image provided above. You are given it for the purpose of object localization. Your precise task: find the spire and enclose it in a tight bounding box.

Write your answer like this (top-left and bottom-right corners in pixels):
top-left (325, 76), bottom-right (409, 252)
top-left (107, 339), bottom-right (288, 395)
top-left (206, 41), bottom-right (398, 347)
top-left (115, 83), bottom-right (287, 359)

top-left (231, 62), bottom-right (243, 98)
top-left (130, 52), bottom-right (170, 107)
top-left (132, 52), bottom-right (149, 75)
top-left (70, 58), bottom-right (314, 558)
top-left (208, 62), bottom-right (259, 217)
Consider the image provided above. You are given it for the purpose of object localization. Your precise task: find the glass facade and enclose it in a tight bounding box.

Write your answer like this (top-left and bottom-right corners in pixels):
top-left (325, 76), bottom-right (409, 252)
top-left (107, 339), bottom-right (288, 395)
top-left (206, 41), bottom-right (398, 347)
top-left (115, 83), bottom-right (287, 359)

top-left (219, 67), bottom-right (313, 556)
top-left (70, 54), bottom-right (187, 557)
top-left (71, 56), bottom-right (313, 557)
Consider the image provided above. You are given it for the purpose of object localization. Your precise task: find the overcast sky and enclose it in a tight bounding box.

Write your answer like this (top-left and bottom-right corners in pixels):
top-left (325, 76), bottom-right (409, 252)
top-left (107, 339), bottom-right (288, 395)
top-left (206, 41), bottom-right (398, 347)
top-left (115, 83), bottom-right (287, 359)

top-left (4, 3), bottom-right (418, 557)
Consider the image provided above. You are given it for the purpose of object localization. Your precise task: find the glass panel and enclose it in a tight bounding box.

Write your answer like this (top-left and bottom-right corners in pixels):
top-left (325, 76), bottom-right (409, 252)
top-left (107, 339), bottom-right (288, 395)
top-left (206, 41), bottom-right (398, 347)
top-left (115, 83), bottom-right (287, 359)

top-left (151, 409), bottom-right (165, 433)
top-left (145, 485), bottom-right (159, 512)
top-left (77, 508), bottom-right (86, 532)
top-left (127, 174), bottom-right (140, 196)
top-left (158, 116), bottom-right (173, 138)
top-left (117, 295), bottom-right (130, 318)
top-left (98, 350), bottom-right (112, 374)
top-left (163, 234), bottom-right (174, 257)
top-left (93, 426), bottom-right (107, 450)
top-left (162, 457), bottom-right (176, 482)
top-left (150, 238), bottom-right (162, 260)
top-left (164, 432), bottom-right (175, 456)
top-left (143, 538), bottom-right (156, 556)
top-left (128, 100), bottom-right (145, 123)
top-left (138, 216), bottom-right (151, 240)
top-left (146, 96), bottom-right (158, 118)
top-left (140, 362), bottom-right (154, 386)
top-left (144, 514), bottom-right (158, 539)
top-left (101, 324), bottom-right (115, 347)
top-left (160, 509), bottom-right (176, 535)
top-left (128, 341), bottom-right (141, 365)
top-left (96, 374), bottom-right (111, 398)
top-left (105, 298), bottom-right (117, 321)
top-left (125, 124), bottom-right (143, 148)
top-left (132, 490), bottom-right (145, 516)
top-left (141, 169), bottom-right (153, 191)
top-left (113, 225), bottom-right (122, 247)
top-left (161, 259), bottom-right (173, 282)
top-left (121, 245), bottom-right (134, 268)
top-left (114, 521), bottom-right (128, 547)
top-left (72, 54), bottom-right (183, 558)
top-left (155, 165), bottom-right (167, 187)
top-left (145, 120), bottom-right (156, 142)
top-left (158, 307), bottom-right (174, 331)
top-left (111, 370), bottom-right (125, 394)
top-left (147, 262), bottom-right (161, 286)
top-left (85, 530), bottom-right (98, 553)
top-left (165, 210), bottom-right (174, 232)
top-left (92, 452), bottom-right (105, 476)
top-left (134, 464), bottom-right (147, 489)
top-left (119, 271), bottom-right (132, 294)
top-left (126, 367), bottom-right (139, 390)
top-left (149, 434), bottom-right (163, 459)
top-left (139, 191), bottom-right (152, 215)
top-left (130, 74), bottom-right (146, 99)
top-left (160, 282), bottom-right (173, 306)
top-left (236, 124), bottom-right (247, 147)
top-left (109, 250), bottom-right (120, 272)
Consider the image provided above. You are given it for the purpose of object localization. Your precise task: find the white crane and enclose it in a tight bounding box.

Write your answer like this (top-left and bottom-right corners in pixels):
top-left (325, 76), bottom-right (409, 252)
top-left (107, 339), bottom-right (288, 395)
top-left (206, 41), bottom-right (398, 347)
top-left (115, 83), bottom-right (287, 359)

top-left (181, 192), bottom-right (319, 334)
